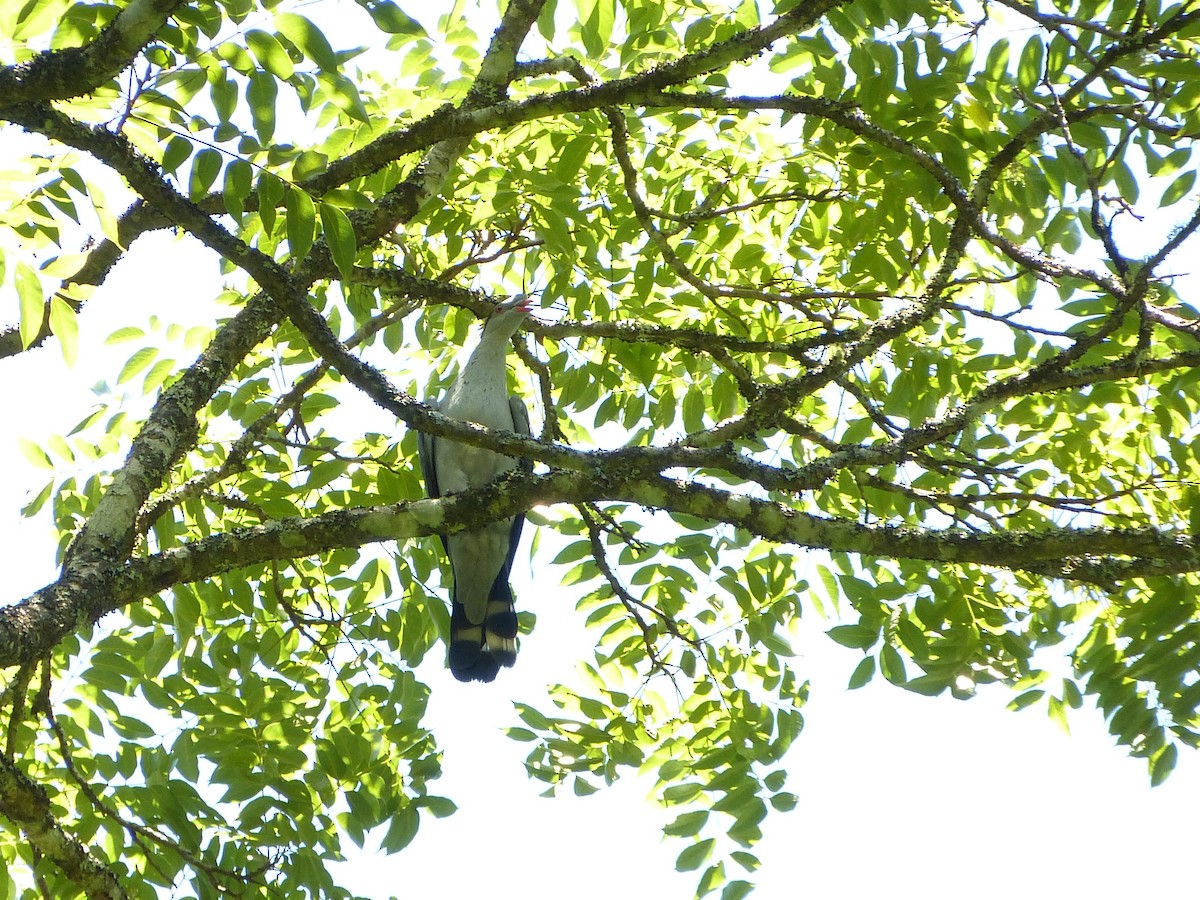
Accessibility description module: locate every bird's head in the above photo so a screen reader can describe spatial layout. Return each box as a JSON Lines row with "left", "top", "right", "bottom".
{"left": 484, "top": 292, "right": 535, "bottom": 335}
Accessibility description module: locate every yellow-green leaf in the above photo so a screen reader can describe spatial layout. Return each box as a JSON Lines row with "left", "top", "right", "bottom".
{"left": 17, "top": 438, "right": 52, "bottom": 469}
{"left": 246, "top": 29, "right": 294, "bottom": 79}
{"left": 276, "top": 12, "right": 338, "bottom": 71}
{"left": 15, "top": 262, "right": 44, "bottom": 349}
{"left": 48, "top": 295, "right": 78, "bottom": 365}
{"left": 118, "top": 347, "right": 158, "bottom": 384}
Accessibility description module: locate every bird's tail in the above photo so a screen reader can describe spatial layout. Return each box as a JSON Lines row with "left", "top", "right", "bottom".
{"left": 447, "top": 514, "right": 525, "bottom": 683}
{"left": 448, "top": 585, "right": 518, "bottom": 682}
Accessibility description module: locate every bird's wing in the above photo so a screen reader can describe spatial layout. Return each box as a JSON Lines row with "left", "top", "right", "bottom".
{"left": 416, "top": 399, "right": 450, "bottom": 556}
{"left": 495, "top": 391, "right": 531, "bottom": 616}
{"left": 416, "top": 399, "right": 440, "bottom": 499}
{"left": 509, "top": 395, "right": 533, "bottom": 474}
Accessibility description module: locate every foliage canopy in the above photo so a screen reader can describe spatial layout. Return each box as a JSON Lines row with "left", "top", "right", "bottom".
{"left": 2, "top": 0, "right": 1200, "bottom": 897}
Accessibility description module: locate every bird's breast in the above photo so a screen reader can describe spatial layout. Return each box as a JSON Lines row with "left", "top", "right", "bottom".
{"left": 435, "top": 376, "right": 518, "bottom": 492}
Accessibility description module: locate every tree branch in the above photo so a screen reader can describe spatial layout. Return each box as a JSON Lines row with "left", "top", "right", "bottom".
{"left": 5, "top": 466, "right": 1198, "bottom": 670}
{"left": 0, "top": 757, "right": 127, "bottom": 899}
{"left": 0, "top": 0, "right": 183, "bottom": 104}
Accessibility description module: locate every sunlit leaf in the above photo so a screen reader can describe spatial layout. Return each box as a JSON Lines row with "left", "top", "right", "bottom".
{"left": 285, "top": 186, "right": 317, "bottom": 260}
{"left": 15, "top": 262, "right": 44, "bottom": 350}
{"left": 48, "top": 295, "right": 78, "bottom": 365}
{"left": 320, "top": 201, "right": 357, "bottom": 281}
{"left": 276, "top": 12, "right": 339, "bottom": 71}
{"left": 246, "top": 28, "right": 295, "bottom": 79}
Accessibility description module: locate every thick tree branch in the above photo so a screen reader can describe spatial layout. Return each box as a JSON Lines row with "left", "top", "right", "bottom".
{"left": 0, "top": 0, "right": 182, "bottom": 104}
{"left": 4, "top": 468, "right": 1197, "bottom": 671}
{"left": 0, "top": 757, "right": 127, "bottom": 900}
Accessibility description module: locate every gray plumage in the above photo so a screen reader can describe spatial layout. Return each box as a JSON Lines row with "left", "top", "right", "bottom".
{"left": 417, "top": 294, "right": 533, "bottom": 682}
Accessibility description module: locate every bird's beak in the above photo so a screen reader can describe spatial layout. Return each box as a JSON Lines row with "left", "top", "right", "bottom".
{"left": 496, "top": 293, "right": 534, "bottom": 315}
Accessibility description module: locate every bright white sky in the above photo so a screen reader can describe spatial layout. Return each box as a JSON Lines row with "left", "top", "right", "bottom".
{"left": 3, "top": 1, "right": 1200, "bottom": 896}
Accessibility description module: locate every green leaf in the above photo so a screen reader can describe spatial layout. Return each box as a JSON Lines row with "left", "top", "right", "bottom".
{"left": 827, "top": 624, "right": 878, "bottom": 650}
{"left": 105, "top": 326, "right": 145, "bottom": 344}
{"left": 319, "top": 72, "right": 370, "bottom": 123}
{"left": 537, "top": 0, "right": 558, "bottom": 39}
{"left": 416, "top": 796, "right": 456, "bottom": 818}
{"left": 161, "top": 136, "right": 192, "bottom": 174}
{"left": 22, "top": 479, "right": 54, "bottom": 517}
{"left": 514, "top": 703, "right": 552, "bottom": 730}
{"left": 118, "top": 347, "right": 158, "bottom": 384}
{"left": 573, "top": 777, "right": 599, "bottom": 796}
{"left": 15, "top": 262, "right": 44, "bottom": 349}
{"left": 142, "top": 631, "right": 173, "bottom": 678}
{"left": 879, "top": 645, "right": 907, "bottom": 685}
{"left": 1017, "top": 37, "right": 1045, "bottom": 94}
{"left": 12, "top": 0, "right": 63, "bottom": 39}
{"left": 1150, "top": 743, "right": 1177, "bottom": 787}
{"left": 1042, "top": 686, "right": 1069, "bottom": 729}
{"left": 380, "top": 806, "right": 420, "bottom": 853}
{"left": 578, "top": 0, "right": 615, "bottom": 57}
{"left": 1007, "top": 689, "right": 1044, "bottom": 712}
{"left": 17, "top": 438, "right": 52, "bottom": 469}
{"left": 358, "top": 0, "right": 426, "bottom": 37}
{"left": 247, "top": 70, "right": 278, "bottom": 144}
{"left": 662, "top": 782, "right": 703, "bottom": 804}
{"left": 305, "top": 459, "right": 347, "bottom": 491}
{"left": 905, "top": 675, "right": 950, "bottom": 697}
{"left": 663, "top": 810, "right": 708, "bottom": 837}
{"left": 984, "top": 38, "right": 1010, "bottom": 81}
{"left": 697, "top": 862, "right": 726, "bottom": 896}
{"left": 847, "top": 656, "right": 875, "bottom": 689}
{"left": 276, "top": 12, "right": 339, "bottom": 71}
{"left": 320, "top": 201, "right": 357, "bottom": 281}
{"left": 675, "top": 838, "right": 714, "bottom": 873}
{"left": 721, "top": 881, "right": 754, "bottom": 900}
{"left": 285, "top": 187, "right": 316, "bottom": 261}
{"left": 257, "top": 172, "right": 284, "bottom": 234}
{"left": 246, "top": 29, "right": 295, "bottom": 79}
{"left": 1161, "top": 170, "right": 1195, "bottom": 207}
{"left": 729, "top": 851, "right": 759, "bottom": 873}
{"left": 85, "top": 180, "right": 123, "bottom": 248}
{"left": 223, "top": 158, "right": 253, "bottom": 220}
{"left": 294, "top": 151, "right": 329, "bottom": 181}
{"left": 171, "top": 587, "right": 200, "bottom": 647}
{"left": 1062, "top": 678, "right": 1083, "bottom": 709}
{"left": 188, "top": 148, "right": 222, "bottom": 199}
{"left": 209, "top": 70, "right": 237, "bottom": 122}
{"left": 768, "top": 792, "right": 797, "bottom": 812}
